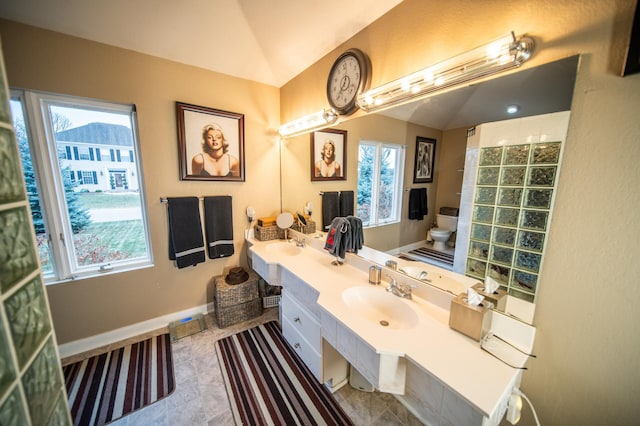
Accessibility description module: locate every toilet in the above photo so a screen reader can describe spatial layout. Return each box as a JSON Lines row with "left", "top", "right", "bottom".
{"left": 429, "top": 208, "right": 459, "bottom": 251}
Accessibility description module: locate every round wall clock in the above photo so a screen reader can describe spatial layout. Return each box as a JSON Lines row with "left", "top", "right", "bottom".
{"left": 326, "top": 48, "right": 371, "bottom": 116}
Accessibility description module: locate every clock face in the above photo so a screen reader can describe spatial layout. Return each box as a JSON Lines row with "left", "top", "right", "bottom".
{"left": 327, "top": 49, "right": 370, "bottom": 115}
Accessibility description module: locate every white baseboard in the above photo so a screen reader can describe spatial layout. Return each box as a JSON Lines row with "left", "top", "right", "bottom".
{"left": 58, "top": 304, "right": 209, "bottom": 359}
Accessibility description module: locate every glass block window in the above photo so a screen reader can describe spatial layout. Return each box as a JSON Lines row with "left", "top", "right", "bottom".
{"left": 465, "top": 141, "right": 563, "bottom": 302}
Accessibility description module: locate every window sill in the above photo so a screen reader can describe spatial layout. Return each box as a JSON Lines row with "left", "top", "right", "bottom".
{"left": 44, "top": 261, "right": 154, "bottom": 286}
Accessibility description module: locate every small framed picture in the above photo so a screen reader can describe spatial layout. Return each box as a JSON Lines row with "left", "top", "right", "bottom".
{"left": 176, "top": 101, "right": 245, "bottom": 181}
{"left": 413, "top": 136, "right": 436, "bottom": 183}
{"left": 311, "top": 128, "right": 347, "bottom": 181}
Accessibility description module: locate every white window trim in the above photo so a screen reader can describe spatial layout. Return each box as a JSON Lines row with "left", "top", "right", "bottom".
{"left": 359, "top": 140, "right": 406, "bottom": 228}
{"left": 14, "top": 89, "right": 153, "bottom": 283}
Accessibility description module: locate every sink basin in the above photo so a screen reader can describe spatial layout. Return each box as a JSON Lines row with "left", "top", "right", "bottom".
{"left": 342, "top": 286, "right": 419, "bottom": 330}
{"left": 264, "top": 241, "right": 302, "bottom": 256}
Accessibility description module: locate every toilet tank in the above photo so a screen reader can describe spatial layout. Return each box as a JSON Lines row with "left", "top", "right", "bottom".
{"left": 437, "top": 214, "right": 458, "bottom": 231}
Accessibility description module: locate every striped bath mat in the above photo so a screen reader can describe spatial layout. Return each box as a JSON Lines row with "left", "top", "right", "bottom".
{"left": 406, "top": 246, "right": 455, "bottom": 265}
{"left": 63, "top": 334, "right": 175, "bottom": 426}
{"left": 215, "top": 321, "right": 353, "bottom": 425}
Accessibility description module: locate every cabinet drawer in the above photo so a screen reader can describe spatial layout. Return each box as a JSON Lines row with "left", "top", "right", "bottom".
{"left": 281, "top": 268, "right": 321, "bottom": 319}
{"left": 281, "top": 293, "right": 321, "bottom": 349}
{"left": 282, "top": 316, "right": 322, "bottom": 381}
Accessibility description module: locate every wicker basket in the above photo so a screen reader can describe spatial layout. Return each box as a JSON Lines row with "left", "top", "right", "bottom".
{"left": 214, "top": 271, "right": 259, "bottom": 308}
{"left": 215, "top": 298, "right": 263, "bottom": 328}
{"left": 263, "top": 295, "right": 281, "bottom": 308}
{"left": 254, "top": 225, "right": 285, "bottom": 241}
{"left": 291, "top": 220, "right": 316, "bottom": 234}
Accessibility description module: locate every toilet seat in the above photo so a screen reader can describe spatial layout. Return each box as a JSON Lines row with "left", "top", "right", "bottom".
{"left": 430, "top": 228, "right": 451, "bottom": 237}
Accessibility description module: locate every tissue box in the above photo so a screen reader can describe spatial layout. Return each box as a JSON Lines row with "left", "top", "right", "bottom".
{"left": 449, "top": 294, "right": 491, "bottom": 341}
{"left": 472, "top": 282, "right": 507, "bottom": 311}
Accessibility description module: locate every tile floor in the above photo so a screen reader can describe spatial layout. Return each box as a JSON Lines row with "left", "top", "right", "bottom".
{"left": 62, "top": 308, "right": 423, "bottom": 426}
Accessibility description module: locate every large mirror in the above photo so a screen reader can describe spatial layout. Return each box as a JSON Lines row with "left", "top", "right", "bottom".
{"left": 280, "top": 55, "right": 580, "bottom": 323}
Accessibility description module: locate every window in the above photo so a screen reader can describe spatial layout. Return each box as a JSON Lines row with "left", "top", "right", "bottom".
{"left": 357, "top": 140, "right": 405, "bottom": 227}
{"left": 10, "top": 90, "right": 152, "bottom": 283}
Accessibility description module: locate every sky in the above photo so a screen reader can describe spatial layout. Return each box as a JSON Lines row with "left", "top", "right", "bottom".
{"left": 10, "top": 99, "right": 131, "bottom": 131}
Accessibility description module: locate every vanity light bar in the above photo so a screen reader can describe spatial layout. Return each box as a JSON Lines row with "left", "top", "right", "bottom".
{"left": 278, "top": 108, "right": 338, "bottom": 138}
{"left": 356, "top": 32, "right": 534, "bottom": 112}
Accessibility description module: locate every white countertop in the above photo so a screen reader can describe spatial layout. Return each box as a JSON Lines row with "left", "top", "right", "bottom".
{"left": 248, "top": 235, "right": 522, "bottom": 420}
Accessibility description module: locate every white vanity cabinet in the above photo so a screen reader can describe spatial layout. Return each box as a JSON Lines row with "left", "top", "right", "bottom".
{"left": 279, "top": 267, "right": 322, "bottom": 380}
{"left": 322, "top": 311, "right": 406, "bottom": 394}
{"left": 249, "top": 239, "right": 525, "bottom": 424}
{"left": 396, "top": 359, "right": 490, "bottom": 426}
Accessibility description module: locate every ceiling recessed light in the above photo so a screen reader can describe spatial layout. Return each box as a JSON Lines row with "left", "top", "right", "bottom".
{"left": 507, "top": 104, "right": 520, "bottom": 114}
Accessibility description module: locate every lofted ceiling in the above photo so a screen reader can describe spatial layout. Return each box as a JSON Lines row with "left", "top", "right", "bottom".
{"left": 0, "top": 0, "right": 402, "bottom": 88}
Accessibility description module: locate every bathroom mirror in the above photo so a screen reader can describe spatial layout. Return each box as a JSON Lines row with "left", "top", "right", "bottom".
{"left": 280, "top": 55, "right": 580, "bottom": 324}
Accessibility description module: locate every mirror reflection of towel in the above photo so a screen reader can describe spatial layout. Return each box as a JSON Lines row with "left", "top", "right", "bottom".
{"left": 204, "top": 196, "right": 234, "bottom": 259}
{"left": 167, "top": 197, "right": 206, "bottom": 268}
{"left": 409, "top": 188, "right": 428, "bottom": 220}
{"left": 340, "top": 191, "right": 354, "bottom": 217}
{"left": 322, "top": 192, "right": 340, "bottom": 231}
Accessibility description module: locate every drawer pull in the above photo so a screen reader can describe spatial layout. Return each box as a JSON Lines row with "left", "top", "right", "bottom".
{"left": 294, "top": 343, "right": 301, "bottom": 349}
{"left": 294, "top": 317, "right": 301, "bottom": 323}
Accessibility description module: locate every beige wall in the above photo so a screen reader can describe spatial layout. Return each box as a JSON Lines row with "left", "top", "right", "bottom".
{"left": 0, "top": 19, "right": 282, "bottom": 344}
{"left": 280, "top": 0, "right": 640, "bottom": 424}
{"left": 436, "top": 127, "right": 467, "bottom": 213}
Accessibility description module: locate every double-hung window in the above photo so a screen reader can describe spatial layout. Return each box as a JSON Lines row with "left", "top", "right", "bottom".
{"left": 357, "top": 140, "right": 405, "bottom": 227}
{"left": 10, "top": 90, "right": 152, "bottom": 283}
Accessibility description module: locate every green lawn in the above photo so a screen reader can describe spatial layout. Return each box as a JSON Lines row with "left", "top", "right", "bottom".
{"left": 76, "top": 192, "right": 142, "bottom": 209}
{"left": 74, "top": 220, "right": 147, "bottom": 265}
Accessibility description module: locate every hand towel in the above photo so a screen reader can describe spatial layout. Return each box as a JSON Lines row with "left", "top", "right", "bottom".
{"left": 346, "top": 216, "right": 364, "bottom": 254}
{"left": 339, "top": 190, "right": 355, "bottom": 217}
{"left": 324, "top": 217, "right": 351, "bottom": 259}
{"left": 408, "top": 188, "right": 428, "bottom": 220}
{"left": 321, "top": 191, "right": 340, "bottom": 231}
{"left": 204, "top": 196, "right": 234, "bottom": 259}
{"left": 167, "top": 197, "right": 206, "bottom": 268}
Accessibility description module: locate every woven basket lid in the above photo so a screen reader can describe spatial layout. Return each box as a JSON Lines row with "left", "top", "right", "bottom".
{"left": 225, "top": 267, "right": 249, "bottom": 285}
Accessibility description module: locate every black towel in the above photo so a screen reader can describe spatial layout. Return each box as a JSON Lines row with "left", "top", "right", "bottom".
{"left": 204, "top": 196, "right": 234, "bottom": 259}
{"left": 322, "top": 192, "right": 340, "bottom": 231}
{"left": 167, "top": 197, "right": 206, "bottom": 268}
{"left": 408, "top": 188, "right": 428, "bottom": 220}
{"left": 340, "top": 190, "right": 355, "bottom": 217}
{"left": 346, "top": 216, "right": 364, "bottom": 254}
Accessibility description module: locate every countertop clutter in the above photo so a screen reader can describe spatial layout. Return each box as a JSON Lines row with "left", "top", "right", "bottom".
{"left": 248, "top": 231, "right": 528, "bottom": 424}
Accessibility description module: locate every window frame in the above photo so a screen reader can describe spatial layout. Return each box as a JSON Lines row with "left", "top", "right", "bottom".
{"left": 11, "top": 89, "right": 153, "bottom": 283}
{"left": 357, "top": 139, "right": 406, "bottom": 228}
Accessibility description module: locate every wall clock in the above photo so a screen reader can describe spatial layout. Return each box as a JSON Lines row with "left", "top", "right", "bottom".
{"left": 326, "top": 48, "right": 371, "bottom": 116}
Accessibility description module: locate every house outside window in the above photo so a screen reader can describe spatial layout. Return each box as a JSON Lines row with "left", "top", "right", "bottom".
{"left": 10, "top": 90, "right": 152, "bottom": 283}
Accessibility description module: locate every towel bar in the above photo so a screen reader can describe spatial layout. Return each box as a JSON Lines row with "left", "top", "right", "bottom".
{"left": 160, "top": 195, "right": 231, "bottom": 203}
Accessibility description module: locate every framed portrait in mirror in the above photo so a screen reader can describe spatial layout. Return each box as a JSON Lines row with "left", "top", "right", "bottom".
{"left": 311, "top": 128, "right": 347, "bottom": 181}
{"left": 176, "top": 101, "right": 245, "bottom": 181}
{"left": 413, "top": 136, "right": 436, "bottom": 183}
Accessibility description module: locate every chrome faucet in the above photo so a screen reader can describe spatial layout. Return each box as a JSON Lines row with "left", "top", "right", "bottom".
{"left": 417, "top": 270, "right": 432, "bottom": 283}
{"left": 386, "top": 276, "right": 416, "bottom": 299}
{"left": 293, "top": 236, "right": 306, "bottom": 248}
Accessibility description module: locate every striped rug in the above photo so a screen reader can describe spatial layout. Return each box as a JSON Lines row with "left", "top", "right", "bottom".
{"left": 405, "top": 246, "right": 455, "bottom": 265}
{"left": 63, "top": 334, "right": 175, "bottom": 426}
{"left": 215, "top": 321, "right": 353, "bottom": 426}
